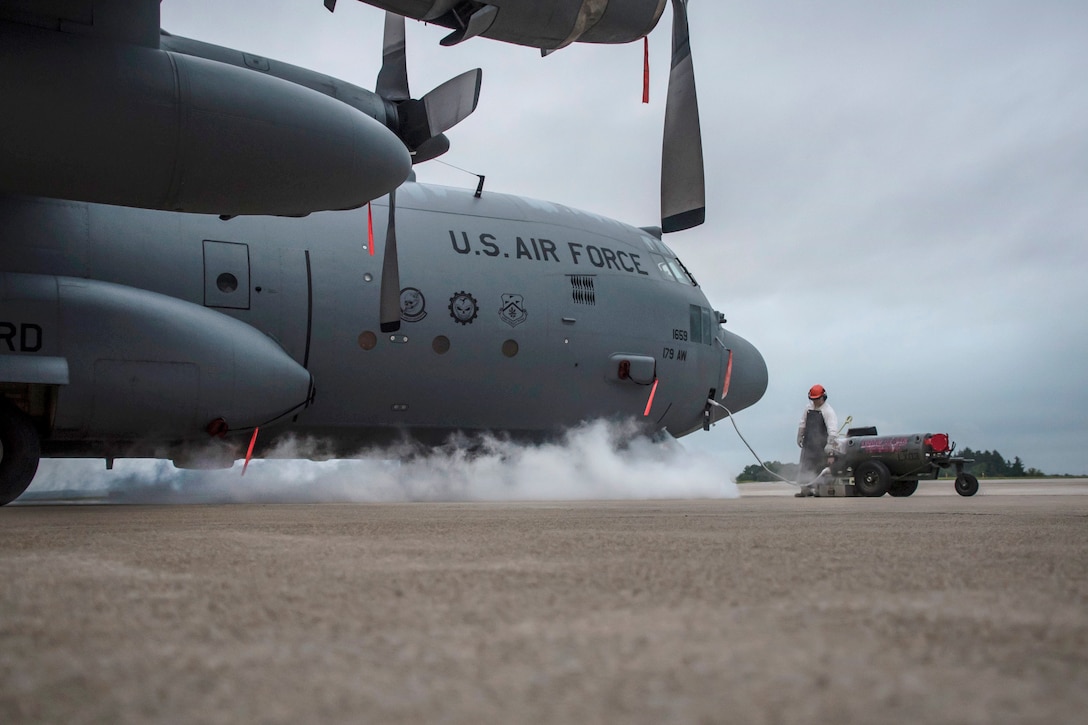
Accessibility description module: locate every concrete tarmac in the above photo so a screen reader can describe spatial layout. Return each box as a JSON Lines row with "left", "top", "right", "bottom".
{"left": 2, "top": 480, "right": 1087, "bottom": 724}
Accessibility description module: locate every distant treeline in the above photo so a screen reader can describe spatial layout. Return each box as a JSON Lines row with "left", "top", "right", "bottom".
{"left": 736, "top": 462, "right": 798, "bottom": 483}
{"left": 736, "top": 447, "right": 1043, "bottom": 482}
{"left": 951, "top": 448, "right": 1044, "bottom": 478}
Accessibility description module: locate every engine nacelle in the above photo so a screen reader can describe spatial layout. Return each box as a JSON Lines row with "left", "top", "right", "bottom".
{"left": 0, "top": 24, "right": 411, "bottom": 216}
{"left": 1, "top": 273, "right": 314, "bottom": 442}
{"left": 362, "top": 0, "right": 667, "bottom": 48}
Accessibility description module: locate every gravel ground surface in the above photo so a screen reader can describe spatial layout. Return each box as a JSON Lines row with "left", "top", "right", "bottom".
{"left": 2, "top": 481, "right": 1087, "bottom": 724}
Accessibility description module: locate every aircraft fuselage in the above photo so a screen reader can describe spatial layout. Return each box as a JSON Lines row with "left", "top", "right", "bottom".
{"left": 0, "top": 183, "right": 766, "bottom": 463}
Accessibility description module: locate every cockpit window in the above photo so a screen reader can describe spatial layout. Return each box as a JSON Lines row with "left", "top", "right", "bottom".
{"left": 644, "top": 236, "right": 695, "bottom": 286}
{"left": 674, "top": 256, "right": 698, "bottom": 286}
{"left": 666, "top": 258, "right": 692, "bottom": 285}
{"left": 650, "top": 253, "right": 676, "bottom": 282}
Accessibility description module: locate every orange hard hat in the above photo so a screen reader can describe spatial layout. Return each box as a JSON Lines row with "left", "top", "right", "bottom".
{"left": 808, "top": 384, "right": 826, "bottom": 400}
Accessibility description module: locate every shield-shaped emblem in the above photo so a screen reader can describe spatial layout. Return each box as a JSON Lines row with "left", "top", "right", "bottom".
{"left": 499, "top": 294, "right": 527, "bottom": 327}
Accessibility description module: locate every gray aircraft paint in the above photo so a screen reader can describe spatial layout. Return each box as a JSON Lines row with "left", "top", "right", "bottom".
{"left": 0, "top": 185, "right": 766, "bottom": 463}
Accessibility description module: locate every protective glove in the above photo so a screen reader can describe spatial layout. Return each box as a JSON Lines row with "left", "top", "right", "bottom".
{"left": 797, "top": 433, "right": 804, "bottom": 448}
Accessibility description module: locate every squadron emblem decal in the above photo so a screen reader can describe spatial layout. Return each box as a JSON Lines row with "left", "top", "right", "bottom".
{"left": 499, "top": 293, "right": 527, "bottom": 327}
{"left": 399, "top": 287, "right": 427, "bottom": 323}
{"left": 448, "top": 291, "right": 479, "bottom": 325}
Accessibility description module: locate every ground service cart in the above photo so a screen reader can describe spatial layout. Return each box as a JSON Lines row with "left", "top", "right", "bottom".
{"left": 812, "top": 428, "right": 978, "bottom": 497}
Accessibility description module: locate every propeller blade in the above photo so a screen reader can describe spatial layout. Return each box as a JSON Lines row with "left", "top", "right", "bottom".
{"left": 421, "top": 0, "right": 460, "bottom": 22}
{"left": 375, "top": 12, "right": 482, "bottom": 157}
{"left": 423, "top": 69, "right": 483, "bottom": 138}
{"left": 660, "top": 0, "right": 705, "bottom": 233}
{"left": 396, "top": 68, "right": 483, "bottom": 151}
{"left": 439, "top": 5, "right": 499, "bottom": 47}
{"left": 376, "top": 13, "right": 410, "bottom": 102}
{"left": 411, "top": 133, "right": 451, "bottom": 165}
{"left": 378, "top": 189, "right": 401, "bottom": 333}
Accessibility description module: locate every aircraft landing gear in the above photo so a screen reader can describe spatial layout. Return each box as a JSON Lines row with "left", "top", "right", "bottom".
{"left": 0, "top": 399, "right": 40, "bottom": 506}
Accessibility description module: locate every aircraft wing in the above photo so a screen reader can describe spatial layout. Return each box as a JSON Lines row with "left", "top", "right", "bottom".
{"left": 337, "top": 0, "right": 667, "bottom": 49}
{"left": 0, "top": 0, "right": 413, "bottom": 216}
{"left": 0, "top": 0, "right": 160, "bottom": 47}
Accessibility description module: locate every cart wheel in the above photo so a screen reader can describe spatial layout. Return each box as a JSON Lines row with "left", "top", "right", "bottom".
{"left": 888, "top": 480, "right": 918, "bottom": 497}
{"left": 954, "top": 472, "right": 979, "bottom": 497}
{"left": 854, "top": 460, "right": 891, "bottom": 497}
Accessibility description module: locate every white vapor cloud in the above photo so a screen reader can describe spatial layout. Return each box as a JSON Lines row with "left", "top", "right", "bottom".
{"left": 25, "top": 421, "right": 739, "bottom": 503}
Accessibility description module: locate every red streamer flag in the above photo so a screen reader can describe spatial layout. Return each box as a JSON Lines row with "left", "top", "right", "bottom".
{"left": 367, "top": 203, "right": 375, "bottom": 255}
{"left": 642, "top": 36, "right": 650, "bottom": 104}
{"left": 643, "top": 378, "right": 659, "bottom": 416}
{"left": 241, "top": 427, "right": 259, "bottom": 476}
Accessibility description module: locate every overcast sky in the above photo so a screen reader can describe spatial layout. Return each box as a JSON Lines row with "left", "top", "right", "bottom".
{"left": 153, "top": 0, "right": 1088, "bottom": 476}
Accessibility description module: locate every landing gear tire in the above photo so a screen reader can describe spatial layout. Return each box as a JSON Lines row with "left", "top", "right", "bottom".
{"left": 954, "top": 472, "right": 979, "bottom": 497}
{"left": 854, "top": 460, "right": 891, "bottom": 497}
{"left": 888, "top": 480, "right": 918, "bottom": 497}
{"left": 0, "top": 399, "right": 41, "bottom": 506}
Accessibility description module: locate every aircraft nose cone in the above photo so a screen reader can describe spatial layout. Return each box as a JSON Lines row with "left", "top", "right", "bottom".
{"left": 721, "top": 330, "right": 768, "bottom": 414}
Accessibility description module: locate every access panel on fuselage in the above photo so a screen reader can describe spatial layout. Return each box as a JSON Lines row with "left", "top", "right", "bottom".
{"left": 202, "top": 240, "right": 250, "bottom": 310}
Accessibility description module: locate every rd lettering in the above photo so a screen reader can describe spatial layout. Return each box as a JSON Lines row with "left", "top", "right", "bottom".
{"left": 0, "top": 322, "right": 43, "bottom": 352}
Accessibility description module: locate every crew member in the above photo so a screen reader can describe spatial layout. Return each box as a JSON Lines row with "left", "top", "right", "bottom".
{"left": 796, "top": 384, "right": 839, "bottom": 496}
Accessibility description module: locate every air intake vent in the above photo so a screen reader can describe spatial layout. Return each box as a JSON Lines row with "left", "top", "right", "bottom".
{"left": 569, "top": 275, "right": 596, "bottom": 305}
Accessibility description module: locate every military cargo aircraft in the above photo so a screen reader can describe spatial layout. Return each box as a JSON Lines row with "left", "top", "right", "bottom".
{"left": 0, "top": 1, "right": 766, "bottom": 505}
{"left": 0, "top": 184, "right": 768, "bottom": 503}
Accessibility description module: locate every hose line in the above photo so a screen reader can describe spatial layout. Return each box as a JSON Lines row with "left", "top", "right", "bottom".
{"left": 706, "top": 399, "right": 831, "bottom": 488}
